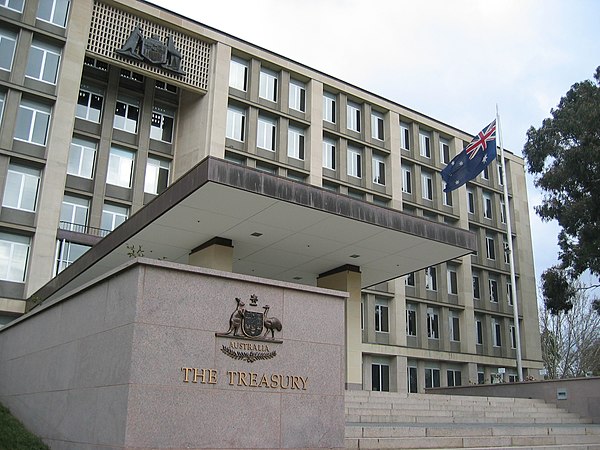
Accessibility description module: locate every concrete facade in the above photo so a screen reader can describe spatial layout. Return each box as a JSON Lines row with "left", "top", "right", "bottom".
{"left": 0, "top": 259, "right": 347, "bottom": 449}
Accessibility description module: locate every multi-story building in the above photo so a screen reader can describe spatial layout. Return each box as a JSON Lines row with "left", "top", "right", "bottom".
{"left": 0, "top": 0, "right": 542, "bottom": 392}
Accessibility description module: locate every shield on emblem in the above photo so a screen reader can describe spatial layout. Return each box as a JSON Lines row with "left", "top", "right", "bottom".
{"left": 141, "top": 37, "right": 167, "bottom": 64}
{"left": 243, "top": 310, "right": 264, "bottom": 337}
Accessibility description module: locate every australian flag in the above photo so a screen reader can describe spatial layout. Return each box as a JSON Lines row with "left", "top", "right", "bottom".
{"left": 441, "top": 120, "right": 497, "bottom": 192}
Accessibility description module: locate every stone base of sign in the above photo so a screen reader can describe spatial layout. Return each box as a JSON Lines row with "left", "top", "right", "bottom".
{"left": 0, "top": 259, "right": 347, "bottom": 449}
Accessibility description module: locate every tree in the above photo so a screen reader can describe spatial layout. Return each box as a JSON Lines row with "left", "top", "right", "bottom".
{"left": 523, "top": 66, "right": 600, "bottom": 314}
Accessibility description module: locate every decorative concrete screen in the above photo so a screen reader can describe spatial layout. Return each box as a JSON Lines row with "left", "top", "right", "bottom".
{"left": 0, "top": 259, "right": 347, "bottom": 449}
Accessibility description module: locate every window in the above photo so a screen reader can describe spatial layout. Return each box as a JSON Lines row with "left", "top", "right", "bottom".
{"left": 347, "top": 101, "right": 361, "bottom": 132}
{"left": 373, "top": 155, "right": 385, "bottom": 185}
{"left": 84, "top": 56, "right": 108, "bottom": 71}
{"left": 503, "top": 237, "right": 510, "bottom": 264}
{"left": 467, "top": 189, "right": 475, "bottom": 214}
{"left": 101, "top": 203, "right": 129, "bottom": 232}
{"left": 144, "top": 157, "right": 170, "bottom": 195}
{"left": 509, "top": 323, "right": 517, "bottom": 349}
{"left": 476, "top": 319, "right": 483, "bottom": 345}
{"left": 447, "top": 268, "right": 458, "bottom": 295}
{"left": 507, "top": 282, "right": 513, "bottom": 306}
{"left": 76, "top": 86, "right": 103, "bottom": 123}
{"left": 322, "top": 137, "right": 336, "bottom": 170}
{"left": 497, "top": 160, "right": 504, "bottom": 185}
{"left": 0, "top": 28, "right": 17, "bottom": 71}
{"left": 447, "top": 369, "right": 462, "bottom": 387}
{"left": 371, "top": 363, "right": 389, "bottom": 392}
{"left": 371, "top": 111, "right": 384, "bottom": 140}
{"left": 54, "top": 240, "right": 89, "bottom": 275}
{"left": 400, "top": 122, "right": 410, "bottom": 150}
{"left": 473, "top": 274, "right": 481, "bottom": 299}
{"left": 486, "top": 234, "right": 496, "bottom": 260}
{"left": 107, "top": 146, "right": 134, "bottom": 188}
{"left": 155, "top": 80, "right": 177, "bottom": 93}
{"left": 67, "top": 137, "right": 96, "bottom": 179}
{"left": 408, "top": 366, "right": 418, "bottom": 393}
{"left": 113, "top": 97, "right": 140, "bottom": 134}
{"left": 289, "top": 80, "right": 305, "bottom": 112}
{"left": 483, "top": 193, "right": 493, "bottom": 219}
{"left": 120, "top": 68, "right": 143, "bottom": 82}
{"left": 37, "top": 0, "right": 70, "bottom": 27}
{"left": 287, "top": 126, "right": 304, "bottom": 160}
{"left": 259, "top": 68, "right": 278, "bottom": 102}
{"left": 150, "top": 106, "right": 174, "bottom": 143}
{"left": 421, "top": 172, "right": 433, "bottom": 200}
{"left": 59, "top": 195, "right": 88, "bottom": 231}
{"left": 0, "top": 91, "right": 4, "bottom": 124}
{"left": 0, "top": 232, "right": 30, "bottom": 282}
{"left": 25, "top": 40, "right": 61, "bottom": 84}
{"left": 449, "top": 311, "right": 460, "bottom": 341}
{"left": 426, "top": 307, "right": 439, "bottom": 339}
{"left": 489, "top": 278, "right": 498, "bottom": 303}
{"left": 440, "top": 138, "right": 450, "bottom": 164}
{"left": 482, "top": 165, "right": 489, "bottom": 180}
{"left": 443, "top": 189, "right": 452, "bottom": 207}
{"left": 425, "top": 367, "right": 440, "bottom": 388}
{"left": 425, "top": 266, "right": 437, "bottom": 291}
{"left": 347, "top": 147, "right": 362, "bottom": 178}
{"left": 401, "top": 165, "right": 412, "bottom": 194}
{"left": 2, "top": 164, "right": 40, "bottom": 212}
{"left": 15, "top": 99, "right": 51, "bottom": 146}
{"left": 477, "top": 371, "right": 485, "bottom": 384}
{"left": 229, "top": 57, "right": 248, "bottom": 91}
{"left": 500, "top": 200, "right": 506, "bottom": 224}
{"left": 323, "top": 92, "right": 336, "bottom": 123}
{"left": 405, "top": 272, "right": 415, "bottom": 287}
{"left": 257, "top": 116, "right": 276, "bottom": 151}
{"left": 419, "top": 131, "right": 431, "bottom": 158}
{"left": 375, "top": 301, "right": 389, "bottom": 333}
{"left": 492, "top": 318, "right": 502, "bottom": 347}
{"left": 226, "top": 106, "right": 245, "bottom": 142}
{"left": 406, "top": 304, "right": 417, "bottom": 337}
{"left": 0, "top": 0, "right": 23, "bottom": 12}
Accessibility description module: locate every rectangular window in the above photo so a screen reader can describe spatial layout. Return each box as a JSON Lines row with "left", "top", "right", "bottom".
{"left": 476, "top": 319, "right": 483, "bottom": 345}
{"left": 510, "top": 324, "right": 517, "bottom": 349}
{"left": 405, "top": 272, "right": 415, "bottom": 287}
{"left": 37, "top": 0, "right": 70, "bottom": 27}
{"left": 155, "top": 80, "right": 176, "bottom": 93}
{"left": 259, "top": 68, "right": 278, "bottom": 102}
{"left": 101, "top": 203, "right": 129, "bottom": 232}
{"left": 419, "top": 131, "right": 431, "bottom": 158}
{"left": 406, "top": 304, "right": 417, "bottom": 337}
{"left": 449, "top": 312, "right": 460, "bottom": 341}
{"left": 421, "top": 172, "right": 433, "bottom": 200}
{"left": 482, "top": 165, "right": 489, "bottom": 180}
{"left": 287, "top": 126, "right": 304, "bottom": 160}
{"left": 0, "top": 92, "right": 4, "bottom": 124}
{"left": 107, "top": 146, "right": 134, "bottom": 188}
{"left": 289, "top": 80, "right": 306, "bottom": 112}
{"left": 447, "top": 369, "right": 462, "bottom": 387}
{"left": 15, "top": 99, "right": 51, "bottom": 146}
{"left": 371, "top": 111, "right": 384, "bottom": 140}
{"left": 323, "top": 92, "right": 336, "bottom": 123}
{"left": 347, "top": 147, "right": 362, "bottom": 178}
{"left": 67, "top": 137, "right": 96, "bottom": 179}
{"left": 425, "top": 266, "right": 437, "bottom": 291}
{"left": 226, "top": 106, "right": 245, "bottom": 142}
{"left": 483, "top": 193, "right": 493, "bottom": 219}
{"left": 322, "top": 138, "right": 336, "bottom": 170}
{"left": 229, "top": 57, "right": 248, "bottom": 91}
{"left": 503, "top": 237, "right": 510, "bottom": 264}
{"left": 467, "top": 189, "right": 475, "bottom": 214}
{"left": 440, "top": 138, "right": 450, "bottom": 164}
{"left": 486, "top": 235, "right": 496, "bottom": 260}
{"left": 447, "top": 268, "right": 458, "bottom": 295}
{"left": 408, "top": 366, "right": 418, "bottom": 393}
{"left": 500, "top": 200, "right": 506, "bottom": 224}
{"left": 76, "top": 86, "right": 103, "bottom": 123}
{"left": 2, "top": 164, "right": 40, "bottom": 212}
{"left": 371, "top": 363, "right": 390, "bottom": 392}
{"left": 0, "top": 232, "right": 30, "bottom": 282}
{"left": 473, "top": 274, "right": 481, "bottom": 299}
{"left": 84, "top": 56, "right": 108, "bottom": 71}
{"left": 477, "top": 371, "right": 485, "bottom": 384}
{"left": 426, "top": 307, "right": 439, "bottom": 339}
{"left": 401, "top": 165, "right": 412, "bottom": 194}
{"left": 497, "top": 161, "right": 504, "bottom": 185}
{"left": 0, "top": 28, "right": 17, "bottom": 72}
{"left": 373, "top": 156, "right": 385, "bottom": 185}
{"left": 114, "top": 97, "right": 140, "bottom": 134}
{"left": 400, "top": 122, "right": 410, "bottom": 150}
{"left": 54, "top": 240, "right": 89, "bottom": 275}
{"left": 375, "top": 301, "right": 389, "bottom": 333}
{"left": 25, "top": 40, "right": 61, "bottom": 84}
{"left": 425, "top": 368, "right": 440, "bottom": 388}
{"left": 493, "top": 318, "right": 502, "bottom": 347}
{"left": 59, "top": 194, "right": 88, "bottom": 231}
{"left": 347, "top": 101, "right": 361, "bottom": 132}
{"left": 507, "top": 282, "right": 513, "bottom": 306}
{"left": 144, "top": 157, "right": 170, "bottom": 195}
{"left": 150, "top": 106, "right": 174, "bottom": 143}
{"left": 443, "top": 189, "right": 453, "bottom": 207}
{"left": 489, "top": 278, "right": 498, "bottom": 303}
{"left": 257, "top": 116, "right": 277, "bottom": 151}
{"left": 0, "top": 0, "right": 24, "bottom": 12}
{"left": 120, "top": 68, "right": 143, "bottom": 82}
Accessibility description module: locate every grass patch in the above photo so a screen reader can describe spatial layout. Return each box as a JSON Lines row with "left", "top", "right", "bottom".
{"left": 0, "top": 402, "right": 49, "bottom": 450}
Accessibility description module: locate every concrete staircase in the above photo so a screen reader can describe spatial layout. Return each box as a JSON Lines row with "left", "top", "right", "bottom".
{"left": 346, "top": 390, "right": 600, "bottom": 449}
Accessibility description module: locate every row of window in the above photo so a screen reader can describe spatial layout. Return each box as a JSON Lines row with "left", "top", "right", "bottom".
{"left": 372, "top": 364, "right": 463, "bottom": 393}
{"left": 1, "top": 0, "right": 70, "bottom": 27}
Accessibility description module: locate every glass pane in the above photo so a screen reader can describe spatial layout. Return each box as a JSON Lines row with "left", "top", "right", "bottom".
{"left": 0, "top": 36, "right": 16, "bottom": 71}
{"left": 15, "top": 106, "right": 34, "bottom": 141}
{"left": 42, "top": 51, "right": 59, "bottom": 83}
{"left": 25, "top": 47, "right": 43, "bottom": 79}
{"left": 31, "top": 111, "right": 50, "bottom": 145}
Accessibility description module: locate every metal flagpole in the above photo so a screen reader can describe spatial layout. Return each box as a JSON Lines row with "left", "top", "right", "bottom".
{"left": 496, "top": 105, "right": 524, "bottom": 381}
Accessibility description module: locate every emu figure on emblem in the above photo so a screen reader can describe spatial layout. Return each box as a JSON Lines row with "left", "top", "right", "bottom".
{"left": 224, "top": 297, "right": 245, "bottom": 336}
{"left": 262, "top": 305, "right": 282, "bottom": 339}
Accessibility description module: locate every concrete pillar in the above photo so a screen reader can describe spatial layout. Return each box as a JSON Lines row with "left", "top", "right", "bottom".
{"left": 188, "top": 237, "right": 233, "bottom": 272}
{"left": 317, "top": 264, "right": 362, "bottom": 390}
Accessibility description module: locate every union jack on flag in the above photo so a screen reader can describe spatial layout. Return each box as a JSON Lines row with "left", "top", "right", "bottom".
{"left": 465, "top": 120, "right": 497, "bottom": 160}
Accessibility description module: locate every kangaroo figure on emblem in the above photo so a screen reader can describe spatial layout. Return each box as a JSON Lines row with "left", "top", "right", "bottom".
{"left": 224, "top": 297, "right": 245, "bottom": 336}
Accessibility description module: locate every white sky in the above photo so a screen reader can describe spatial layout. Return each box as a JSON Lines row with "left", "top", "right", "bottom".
{"left": 147, "top": 0, "right": 600, "bottom": 295}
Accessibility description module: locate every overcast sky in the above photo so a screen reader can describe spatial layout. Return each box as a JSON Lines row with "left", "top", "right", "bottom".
{"left": 147, "top": 0, "right": 600, "bottom": 295}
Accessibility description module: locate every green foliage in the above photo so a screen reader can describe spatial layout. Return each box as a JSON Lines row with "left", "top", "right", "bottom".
{"left": 0, "top": 403, "right": 49, "bottom": 450}
{"left": 541, "top": 266, "right": 577, "bottom": 315}
{"left": 523, "top": 66, "right": 600, "bottom": 278}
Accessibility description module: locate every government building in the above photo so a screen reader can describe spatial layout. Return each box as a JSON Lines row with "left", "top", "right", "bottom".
{"left": 0, "top": 0, "right": 542, "bottom": 394}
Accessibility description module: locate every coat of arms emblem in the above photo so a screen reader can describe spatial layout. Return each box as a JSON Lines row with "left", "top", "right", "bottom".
{"left": 217, "top": 294, "right": 282, "bottom": 340}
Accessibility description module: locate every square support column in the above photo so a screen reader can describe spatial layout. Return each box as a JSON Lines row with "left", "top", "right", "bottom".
{"left": 188, "top": 237, "right": 234, "bottom": 272}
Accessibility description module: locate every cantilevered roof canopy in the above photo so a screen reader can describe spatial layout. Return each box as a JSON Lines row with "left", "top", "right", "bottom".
{"left": 34, "top": 157, "right": 476, "bottom": 304}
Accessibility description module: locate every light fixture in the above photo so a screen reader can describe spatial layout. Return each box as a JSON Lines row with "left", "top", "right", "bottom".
{"left": 250, "top": 232, "right": 263, "bottom": 237}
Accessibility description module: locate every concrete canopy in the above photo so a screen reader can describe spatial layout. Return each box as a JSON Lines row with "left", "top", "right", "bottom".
{"left": 33, "top": 157, "right": 476, "bottom": 305}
